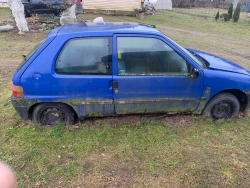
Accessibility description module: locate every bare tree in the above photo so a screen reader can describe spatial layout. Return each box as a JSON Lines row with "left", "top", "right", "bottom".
{"left": 8, "top": 0, "right": 29, "bottom": 34}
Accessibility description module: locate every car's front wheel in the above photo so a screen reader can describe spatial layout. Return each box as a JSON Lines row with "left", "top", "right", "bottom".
{"left": 32, "top": 103, "right": 76, "bottom": 125}
{"left": 202, "top": 92, "right": 240, "bottom": 119}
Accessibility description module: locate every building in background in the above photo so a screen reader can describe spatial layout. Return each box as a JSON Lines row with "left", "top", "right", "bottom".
{"left": 82, "top": 0, "right": 141, "bottom": 14}
{"left": 0, "top": 0, "right": 9, "bottom": 7}
{"left": 154, "top": 0, "right": 172, "bottom": 10}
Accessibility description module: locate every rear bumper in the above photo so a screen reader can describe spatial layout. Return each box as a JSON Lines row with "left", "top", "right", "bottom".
{"left": 11, "top": 96, "right": 38, "bottom": 119}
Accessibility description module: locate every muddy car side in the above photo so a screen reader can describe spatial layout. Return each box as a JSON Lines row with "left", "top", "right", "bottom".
{"left": 11, "top": 22, "right": 250, "bottom": 125}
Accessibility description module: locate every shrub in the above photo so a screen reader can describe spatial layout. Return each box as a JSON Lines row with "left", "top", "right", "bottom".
{"left": 233, "top": 3, "right": 241, "bottom": 22}
{"left": 215, "top": 11, "right": 219, "bottom": 21}
{"left": 220, "top": 13, "right": 230, "bottom": 22}
{"left": 228, "top": 3, "right": 233, "bottom": 19}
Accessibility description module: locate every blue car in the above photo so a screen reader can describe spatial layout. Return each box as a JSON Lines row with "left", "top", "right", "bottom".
{"left": 11, "top": 22, "right": 250, "bottom": 125}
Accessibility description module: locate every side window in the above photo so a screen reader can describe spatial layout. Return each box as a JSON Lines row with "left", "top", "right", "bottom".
{"left": 117, "top": 37, "right": 189, "bottom": 76}
{"left": 56, "top": 37, "right": 112, "bottom": 75}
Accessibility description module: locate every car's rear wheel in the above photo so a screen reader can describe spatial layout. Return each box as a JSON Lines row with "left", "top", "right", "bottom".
{"left": 202, "top": 92, "right": 240, "bottom": 119}
{"left": 32, "top": 103, "right": 76, "bottom": 125}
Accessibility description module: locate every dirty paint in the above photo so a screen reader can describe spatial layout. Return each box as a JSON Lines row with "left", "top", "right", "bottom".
{"left": 77, "top": 104, "right": 114, "bottom": 117}
{"left": 70, "top": 98, "right": 113, "bottom": 105}
{"left": 11, "top": 98, "right": 38, "bottom": 106}
{"left": 69, "top": 98, "right": 114, "bottom": 117}
{"left": 114, "top": 97, "right": 200, "bottom": 114}
{"left": 11, "top": 97, "right": 38, "bottom": 119}
{"left": 192, "top": 87, "right": 211, "bottom": 114}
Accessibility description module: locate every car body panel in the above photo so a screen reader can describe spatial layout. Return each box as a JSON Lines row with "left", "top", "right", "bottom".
{"left": 188, "top": 48, "right": 250, "bottom": 75}
{"left": 194, "top": 69, "right": 250, "bottom": 113}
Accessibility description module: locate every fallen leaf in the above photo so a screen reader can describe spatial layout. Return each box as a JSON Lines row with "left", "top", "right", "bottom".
{"left": 68, "top": 125, "right": 79, "bottom": 131}
{"left": 20, "top": 164, "right": 25, "bottom": 170}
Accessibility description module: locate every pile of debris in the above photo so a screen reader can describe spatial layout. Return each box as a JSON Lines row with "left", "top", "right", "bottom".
{"left": 133, "top": 0, "right": 158, "bottom": 19}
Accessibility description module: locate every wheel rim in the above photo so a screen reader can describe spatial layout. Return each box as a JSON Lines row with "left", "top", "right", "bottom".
{"left": 211, "top": 100, "right": 234, "bottom": 119}
{"left": 40, "top": 107, "right": 66, "bottom": 125}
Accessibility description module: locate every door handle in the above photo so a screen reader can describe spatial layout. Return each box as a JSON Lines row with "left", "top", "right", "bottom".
{"left": 112, "top": 81, "right": 118, "bottom": 94}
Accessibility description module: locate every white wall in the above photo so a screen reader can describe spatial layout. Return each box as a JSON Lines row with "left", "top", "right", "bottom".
{"left": 154, "top": 0, "right": 172, "bottom": 10}
{"left": 83, "top": 0, "right": 141, "bottom": 11}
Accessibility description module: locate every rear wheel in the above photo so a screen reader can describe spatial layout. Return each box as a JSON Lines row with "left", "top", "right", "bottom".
{"left": 32, "top": 103, "right": 76, "bottom": 125}
{"left": 202, "top": 92, "right": 240, "bottom": 119}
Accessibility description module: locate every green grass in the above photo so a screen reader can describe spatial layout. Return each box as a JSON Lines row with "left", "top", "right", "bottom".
{"left": 1, "top": 7, "right": 250, "bottom": 187}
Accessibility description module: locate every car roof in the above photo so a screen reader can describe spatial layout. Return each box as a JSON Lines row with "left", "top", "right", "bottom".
{"left": 49, "top": 22, "right": 161, "bottom": 37}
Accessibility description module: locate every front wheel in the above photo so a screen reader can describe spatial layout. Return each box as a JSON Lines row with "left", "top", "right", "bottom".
{"left": 32, "top": 103, "right": 76, "bottom": 125}
{"left": 202, "top": 92, "right": 240, "bottom": 119}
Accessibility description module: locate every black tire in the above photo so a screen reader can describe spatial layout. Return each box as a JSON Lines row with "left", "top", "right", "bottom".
{"left": 202, "top": 92, "right": 240, "bottom": 119}
{"left": 32, "top": 103, "right": 76, "bottom": 125}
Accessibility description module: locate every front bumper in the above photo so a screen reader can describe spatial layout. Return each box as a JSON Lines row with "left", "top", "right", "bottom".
{"left": 11, "top": 96, "right": 38, "bottom": 119}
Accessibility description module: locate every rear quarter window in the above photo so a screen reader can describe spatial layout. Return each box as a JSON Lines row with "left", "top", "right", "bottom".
{"left": 17, "top": 38, "right": 47, "bottom": 71}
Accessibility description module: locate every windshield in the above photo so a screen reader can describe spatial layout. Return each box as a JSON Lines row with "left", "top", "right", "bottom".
{"left": 165, "top": 36, "right": 205, "bottom": 67}
{"left": 17, "top": 38, "right": 47, "bottom": 70}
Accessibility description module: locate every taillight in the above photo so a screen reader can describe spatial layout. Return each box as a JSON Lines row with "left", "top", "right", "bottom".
{"left": 12, "top": 85, "right": 24, "bottom": 98}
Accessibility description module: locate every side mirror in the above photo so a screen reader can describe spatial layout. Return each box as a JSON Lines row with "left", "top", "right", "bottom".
{"left": 190, "top": 68, "right": 199, "bottom": 79}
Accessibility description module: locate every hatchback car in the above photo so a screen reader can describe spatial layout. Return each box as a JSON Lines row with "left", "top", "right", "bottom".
{"left": 11, "top": 22, "right": 250, "bottom": 125}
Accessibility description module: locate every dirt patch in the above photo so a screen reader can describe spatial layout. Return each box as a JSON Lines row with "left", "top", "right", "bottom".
{"left": 84, "top": 113, "right": 194, "bottom": 128}
{"left": 88, "top": 115, "right": 143, "bottom": 127}
{"left": 165, "top": 114, "right": 193, "bottom": 127}
{"left": 84, "top": 161, "right": 95, "bottom": 171}
{"left": 102, "top": 162, "right": 135, "bottom": 187}
{"left": 237, "top": 111, "right": 248, "bottom": 119}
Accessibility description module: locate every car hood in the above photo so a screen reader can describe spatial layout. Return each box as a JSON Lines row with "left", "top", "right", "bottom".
{"left": 187, "top": 48, "right": 250, "bottom": 76}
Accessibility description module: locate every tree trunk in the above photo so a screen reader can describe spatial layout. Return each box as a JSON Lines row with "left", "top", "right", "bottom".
{"left": 8, "top": 0, "right": 29, "bottom": 34}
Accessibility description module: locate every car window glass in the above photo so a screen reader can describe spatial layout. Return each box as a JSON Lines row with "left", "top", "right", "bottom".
{"left": 17, "top": 37, "right": 47, "bottom": 71}
{"left": 117, "top": 37, "right": 189, "bottom": 76}
{"left": 165, "top": 36, "right": 204, "bottom": 67}
{"left": 56, "top": 37, "right": 112, "bottom": 75}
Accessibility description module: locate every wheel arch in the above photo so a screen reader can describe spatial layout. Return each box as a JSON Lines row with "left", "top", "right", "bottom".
{"left": 219, "top": 89, "right": 247, "bottom": 111}
{"left": 204, "top": 89, "right": 248, "bottom": 113}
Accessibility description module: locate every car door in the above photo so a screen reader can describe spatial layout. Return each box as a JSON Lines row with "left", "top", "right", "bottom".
{"left": 112, "top": 34, "right": 204, "bottom": 114}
